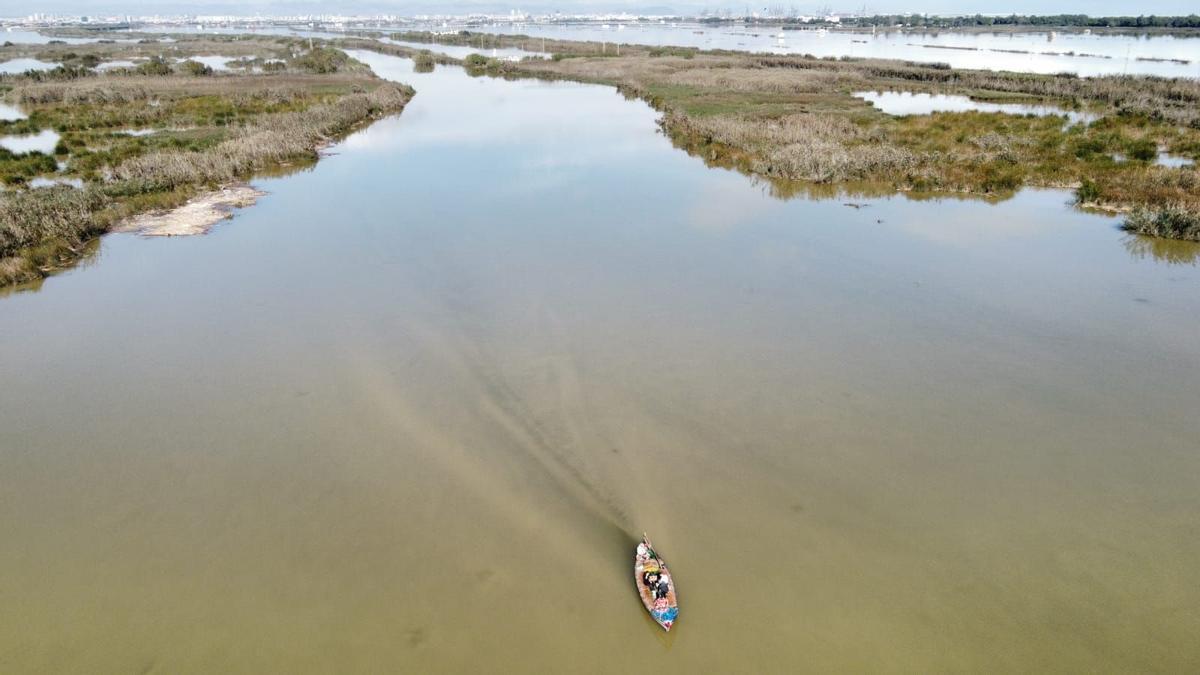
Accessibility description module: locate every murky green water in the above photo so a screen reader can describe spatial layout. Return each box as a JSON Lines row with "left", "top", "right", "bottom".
{"left": 2, "top": 53, "right": 1199, "bottom": 673}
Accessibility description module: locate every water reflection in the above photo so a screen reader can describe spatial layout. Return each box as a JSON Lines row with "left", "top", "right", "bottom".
{"left": 0, "top": 237, "right": 101, "bottom": 298}
{"left": 1122, "top": 232, "right": 1200, "bottom": 265}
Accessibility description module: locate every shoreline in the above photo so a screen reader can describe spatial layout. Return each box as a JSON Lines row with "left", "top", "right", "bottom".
{"left": 115, "top": 184, "right": 266, "bottom": 237}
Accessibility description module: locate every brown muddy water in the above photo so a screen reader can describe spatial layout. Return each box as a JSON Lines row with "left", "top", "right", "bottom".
{"left": 1, "top": 52, "right": 1199, "bottom": 673}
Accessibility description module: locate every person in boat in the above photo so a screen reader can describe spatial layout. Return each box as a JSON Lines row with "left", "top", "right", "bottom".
{"left": 654, "top": 574, "right": 670, "bottom": 600}
{"left": 643, "top": 570, "right": 661, "bottom": 591}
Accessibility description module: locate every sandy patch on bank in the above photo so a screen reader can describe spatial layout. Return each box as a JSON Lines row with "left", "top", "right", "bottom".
{"left": 117, "top": 185, "right": 266, "bottom": 236}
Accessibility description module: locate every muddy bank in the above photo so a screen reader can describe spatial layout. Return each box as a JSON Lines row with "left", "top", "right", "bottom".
{"left": 116, "top": 185, "right": 266, "bottom": 236}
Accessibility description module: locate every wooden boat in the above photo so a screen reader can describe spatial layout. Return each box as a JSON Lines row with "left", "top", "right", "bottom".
{"left": 634, "top": 534, "right": 679, "bottom": 631}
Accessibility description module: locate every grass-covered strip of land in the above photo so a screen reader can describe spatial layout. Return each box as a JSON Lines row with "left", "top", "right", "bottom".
{"left": 389, "top": 31, "right": 1200, "bottom": 241}
{"left": 0, "top": 37, "right": 413, "bottom": 287}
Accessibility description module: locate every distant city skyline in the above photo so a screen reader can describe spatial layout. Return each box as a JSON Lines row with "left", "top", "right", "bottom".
{"left": 8, "top": 1, "right": 1200, "bottom": 19}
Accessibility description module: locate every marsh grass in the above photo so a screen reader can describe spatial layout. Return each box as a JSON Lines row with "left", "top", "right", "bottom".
{"left": 0, "top": 186, "right": 109, "bottom": 284}
{"left": 412, "top": 50, "right": 436, "bottom": 73}
{"left": 0, "top": 149, "right": 58, "bottom": 185}
{"left": 1123, "top": 204, "right": 1200, "bottom": 241}
{"left": 664, "top": 110, "right": 923, "bottom": 183}
{"left": 114, "top": 84, "right": 412, "bottom": 189}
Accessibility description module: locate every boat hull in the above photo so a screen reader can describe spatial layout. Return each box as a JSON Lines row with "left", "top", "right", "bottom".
{"left": 634, "top": 536, "right": 679, "bottom": 631}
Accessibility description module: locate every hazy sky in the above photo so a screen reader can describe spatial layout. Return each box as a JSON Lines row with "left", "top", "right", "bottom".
{"left": 15, "top": 0, "right": 1200, "bottom": 16}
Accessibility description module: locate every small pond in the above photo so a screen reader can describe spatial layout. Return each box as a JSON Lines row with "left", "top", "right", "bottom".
{"left": 96, "top": 60, "right": 139, "bottom": 71}
{"left": 0, "top": 102, "right": 28, "bottom": 121}
{"left": 1157, "top": 152, "right": 1195, "bottom": 168}
{"left": 28, "top": 176, "right": 84, "bottom": 188}
{"left": 0, "top": 58, "right": 61, "bottom": 74}
{"left": 0, "top": 129, "right": 61, "bottom": 154}
{"left": 855, "top": 91, "right": 1096, "bottom": 124}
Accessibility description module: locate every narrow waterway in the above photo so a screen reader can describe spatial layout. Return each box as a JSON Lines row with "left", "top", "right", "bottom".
{"left": 1, "top": 52, "right": 1198, "bottom": 673}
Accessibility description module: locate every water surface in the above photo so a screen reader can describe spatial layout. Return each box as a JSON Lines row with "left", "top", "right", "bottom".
{"left": 855, "top": 90, "right": 1096, "bottom": 124}
{"left": 380, "top": 37, "right": 547, "bottom": 61}
{"left": 1, "top": 51, "right": 1198, "bottom": 673}
{"left": 125, "top": 21, "right": 1200, "bottom": 77}
{"left": 468, "top": 22, "right": 1200, "bottom": 77}
{"left": 27, "top": 176, "right": 83, "bottom": 188}
{"left": 0, "top": 28, "right": 104, "bottom": 44}
{"left": 1157, "top": 151, "right": 1195, "bottom": 167}
{"left": 96, "top": 59, "right": 138, "bottom": 70}
{"left": 0, "top": 58, "right": 60, "bottom": 74}
{"left": 0, "top": 102, "right": 26, "bottom": 121}
{"left": 0, "top": 128, "right": 60, "bottom": 154}
{"left": 181, "top": 55, "right": 238, "bottom": 71}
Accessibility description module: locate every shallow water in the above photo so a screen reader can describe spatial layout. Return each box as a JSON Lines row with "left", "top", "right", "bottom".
{"left": 1157, "top": 151, "right": 1195, "bottom": 167}
{"left": 130, "top": 24, "right": 348, "bottom": 40}
{"left": 855, "top": 91, "right": 1097, "bottom": 124}
{"left": 96, "top": 59, "right": 138, "bottom": 71}
{"left": 0, "top": 57, "right": 60, "bottom": 74}
{"left": 0, "top": 102, "right": 26, "bottom": 121}
{"left": 0, "top": 128, "right": 60, "bottom": 154}
{"left": 1, "top": 51, "right": 1199, "bottom": 673}
{"left": 467, "top": 22, "right": 1200, "bottom": 78}
{"left": 0, "top": 28, "right": 104, "bottom": 44}
{"left": 27, "top": 176, "right": 83, "bottom": 188}
{"left": 1114, "top": 151, "right": 1198, "bottom": 168}
{"left": 184, "top": 55, "right": 238, "bottom": 71}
